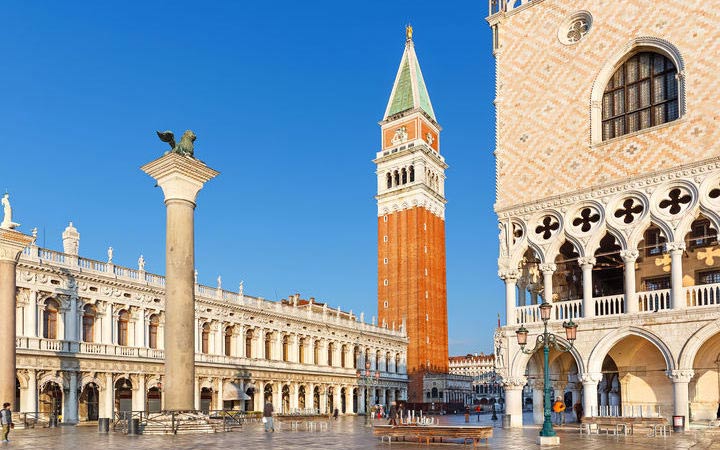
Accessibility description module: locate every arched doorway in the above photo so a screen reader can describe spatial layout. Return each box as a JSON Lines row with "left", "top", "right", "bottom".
{"left": 39, "top": 381, "right": 62, "bottom": 419}
{"left": 313, "top": 387, "right": 320, "bottom": 412}
{"left": 327, "top": 386, "right": 334, "bottom": 413}
{"left": 689, "top": 331, "right": 720, "bottom": 420}
{"left": 340, "top": 387, "right": 347, "bottom": 413}
{"left": 245, "top": 385, "right": 255, "bottom": 412}
{"left": 352, "top": 388, "right": 358, "bottom": 413}
{"left": 147, "top": 387, "right": 162, "bottom": 413}
{"left": 114, "top": 378, "right": 133, "bottom": 417}
{"left": 282, "top": 385, "right": 290, "bottom": 413}
{"left": 298, "top": 385, "right": 306, "bottom": 410}
{"left": 79, "top": 383, "right": 99, "bottom": 421}
{"left": 14, "top": 378, "right": 20, "bottom": 412}
{"left": 594, "top": 334, "right": 671, "bottom": 417}
{"left": 200, "top": 387, "right": 213, "bottom": 413}
{"left": 264, "top": 384, "right": 273, "bottom": 403}
{"left": 523, "top": 346, "right": 581, "bottom": 424}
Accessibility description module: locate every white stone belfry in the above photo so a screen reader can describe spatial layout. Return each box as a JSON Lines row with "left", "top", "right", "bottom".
{"left": 141, "top": 152, "right": 219, "bottom": 411}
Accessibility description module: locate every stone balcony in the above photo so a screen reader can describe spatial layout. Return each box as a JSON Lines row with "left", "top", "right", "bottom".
{"left": 513, "top": 282, "right": 720, "bottom": 325}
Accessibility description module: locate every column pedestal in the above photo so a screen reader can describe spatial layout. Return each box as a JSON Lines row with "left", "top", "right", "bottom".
{"left": 142, "top": 153, "right": 218, "bottom": 411}
{"left": 668, "top": 370, "right": 694, "bottom": 423}
{"left": 0, "top": 228, "right": 34, "bottom": 409}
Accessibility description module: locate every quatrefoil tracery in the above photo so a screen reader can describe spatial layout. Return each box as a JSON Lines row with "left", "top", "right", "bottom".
{"left": 535, "top": 216, "right": 560, "bottom": 240}
{"left": 659, "top": 188, "right": 692, "bottom": 215}
{"left": 614, "top": 198, "right": 644, "bottom": 224}
{"left": 572, "top": 207, "right": 600, "bottom": 232}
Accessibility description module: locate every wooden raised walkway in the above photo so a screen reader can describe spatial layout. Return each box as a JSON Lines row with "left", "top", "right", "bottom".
{"left": 374, "top": 425, "right": 493, "bottom": 447}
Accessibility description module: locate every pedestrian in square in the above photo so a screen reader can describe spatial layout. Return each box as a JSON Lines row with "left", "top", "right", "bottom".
{"left": 1, "top": 403, "right": 14, "bottom": 442}
{"left": 263, "top": 400, "right": 274, "bottom": 432}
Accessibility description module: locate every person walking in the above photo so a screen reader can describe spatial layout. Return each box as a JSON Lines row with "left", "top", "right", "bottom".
{"left": 333, "top": 408, "right": 339, "bottom": 420}
{"left": 573, "top": 402, "right": 584, "bottom": 422}
{"left": 388, "top": 402, "right": 398, "bottom": 426}
{"left": 263, "top": 400, "right": 275, "bottom": 432}
{"left": 552, "top": 397, "right": 566, "bottom": 426}
{"left": 1, "top": 403, "right": 14, "bottom": 442}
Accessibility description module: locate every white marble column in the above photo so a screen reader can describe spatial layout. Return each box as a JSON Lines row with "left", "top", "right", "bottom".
{"left": 26, "top": 369, "right": 37, "bottom": 413}
{"left": 102, "top": 303, "right": 113, "bottom": 344}
{"left": 667, "top": 242, "right": 686, "bottom": 310}
{"left": 503, "top": 378, "right": 526, "bottom": 428}
{"left": 668, "top": 369, "right": 694, "bottom": 422}
{"left": 539, "top": 263, "right": 556, "bottom": 304}
{"left": 25, "top": 290, "right": 38, "bottom": 337}
{"left": 134, "top": 308, "right": 146, "bottom": 348}
{"left": 133, "top": 375, "right": 146, "bottom": 412}
{"left": 254, "top": 382, "right": 264, "bottom": 412}
{"left": 501, "top": 270, "right": 519, "bottom": 326}
{"left": 194, "top": 378, "right": 201, "bottom": 410}
{"left": 531, "top": 380, "right": 544, "bottom": 424}
{"left": 272, "top": 382, "right": 281, "bottom": 413}
{"left": 66, "top": 295, "right": 78, "bottom": 342}
{"left": 581, "top": 373, "right": 602, "bottom": 417}
{"left": 103, "top": 372, "right": 114, "bottom": 418}
{"left": 620, "top": 250, "right": 639, "bottom": 314}
{"left": 578, "top": 257, "right": 596, "bottom": 318}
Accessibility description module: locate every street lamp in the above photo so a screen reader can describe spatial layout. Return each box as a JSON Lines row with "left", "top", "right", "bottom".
{"left": 515, "top": 302, "right": 578, "bottom": 444}
{"left": 357, "top": 361, "right": 380, "bottom": 427}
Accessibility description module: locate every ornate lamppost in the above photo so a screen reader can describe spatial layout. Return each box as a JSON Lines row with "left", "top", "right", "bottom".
{"left": 357, "top": 361, "right": 380, "bottom": 427}
{"left": 515, "top": 302, "right": 578, "bottom": 445}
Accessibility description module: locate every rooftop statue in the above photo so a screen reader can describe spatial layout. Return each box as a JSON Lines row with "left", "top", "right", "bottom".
{"left": 1, "top": 193, "right": 20, "bottom": 230}
{"left": 156, "top": 130, "right": 196, "bottom": 157}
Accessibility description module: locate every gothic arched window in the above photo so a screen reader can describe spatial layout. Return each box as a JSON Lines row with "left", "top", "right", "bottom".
{"left": 602, "top": 52, "right": 679, "bottom": 140}
{"left": 245, "top": 329, "right": 253, "bottom": 358}
{"left": 225, "top": 326, "right": 234, "bottom": 357}
{"left": 386, "top": 172, "right": 392, "bottom": 189}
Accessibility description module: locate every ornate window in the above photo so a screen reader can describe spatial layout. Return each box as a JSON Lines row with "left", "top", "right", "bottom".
{"left": 299, "top": 337, "right": 306, "bottom": 363}
{"left": 117, "top": 310, "right": 129, "bottom": 346}
{"left": 82, "top": 304, "right": 96, "bottom": 343}
{"left": 327, "top": 342, "right": 334, "bottom": 366}
{"left": 148, "top": 314, "right": 159, "bottom": 349}
{"left": 313, "top": 341, "right": 320, "bottom": 365}
{"left": 264, "top": 332, "right": 272, "bottom": 360}
{"left": 43, "top": 299, "right": 59, "bottom": 340}
{"left": 282, "top": 335, "right": 289, "bottom": 362}
{"left": 225, "top": 326, "right": 234, "bottom": 357}
{"left": 201, "top": 323, "right": 210, "bottom": 354}
{"left": 341, "top": 344, "right": 347, "bottom": 368}
{"left": 245, "top": 329, "right": 253, "bottom": 358}
{"left": 644, "top": 227, "right": 666, "bottom": 256}
{"left": 602, "top": 52, "right": 679, "bottom": 140}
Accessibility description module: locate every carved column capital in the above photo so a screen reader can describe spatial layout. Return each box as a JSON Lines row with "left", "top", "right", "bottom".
{"left": 499, "top": 270, "right": 520, "bottom": 281}
{"left": 665, "top": 242, "right": 686, "bottom": 253}
{"left": 666, "top": 369, "right": 694, "bottom": 383}
{"left": 619, "top": 249, "right": 639, "bottom": 263}
{"left": 538, "top": 263, "right": 556, "bottom": 273}
{"left": 502, "top": 377, "right": 527, "bottom": 389}
{"left": 577, "top": 256, "right": 596, "bottom": 267}
{"left": 580, "top": 372, "right": 603, "bottom": 384}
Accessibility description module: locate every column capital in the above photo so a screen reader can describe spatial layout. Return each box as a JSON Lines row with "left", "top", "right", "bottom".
{"left": 499, "top": 269, "right": 520, "bottom": 281}
{"left": 0, "top": 228, "right": 34, "bottom": 263}
{"left": 141, "top": 153, "right": 219, "bottom": 205}
{"left": 667, "top": 369, "right": 694, "bottom": 383}
{"left": 580, "top": 372, "right": 603, "bottom": 384}
{"left": 502, "top": 376, "right": 527, "bottom": 389}
{"left": 539, "top": 263, "right": 556, "bottom": 273}
{"left": 665, "top": 242, "right": 686, "bottom": 254}
{"left": 619, "top": 249, "right": 639, "bottom": 263}
{"left": 577, "top": 256, "right": 596, "bottom": 267}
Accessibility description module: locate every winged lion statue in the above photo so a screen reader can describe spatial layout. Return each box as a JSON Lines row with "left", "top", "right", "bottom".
{"left": 156, "top": 130, "right": 196, "bottom": 157}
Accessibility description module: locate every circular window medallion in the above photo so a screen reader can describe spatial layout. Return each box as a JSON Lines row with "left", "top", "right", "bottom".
{"left": 558, "top": 11, "right": 592, "bottom": 45}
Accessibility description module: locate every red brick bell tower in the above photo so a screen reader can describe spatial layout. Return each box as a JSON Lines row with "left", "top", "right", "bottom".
{"left": 375, "top": 26, "right": 449, "bottom": 403}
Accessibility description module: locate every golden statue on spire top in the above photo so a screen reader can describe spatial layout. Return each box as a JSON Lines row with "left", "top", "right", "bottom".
{"left": 406, "top": 24, "right": 413, "bottom": 41}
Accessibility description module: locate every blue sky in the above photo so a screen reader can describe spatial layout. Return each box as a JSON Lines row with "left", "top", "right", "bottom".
{"left": 1, "top": 1, "right": 500, "bottom": 355}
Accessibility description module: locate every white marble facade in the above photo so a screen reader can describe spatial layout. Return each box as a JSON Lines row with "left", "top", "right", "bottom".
{"left": 12, "top": 223, "right": 408, "bottom": 422}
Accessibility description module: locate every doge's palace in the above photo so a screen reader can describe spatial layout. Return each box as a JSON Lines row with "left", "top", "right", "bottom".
{"left": 11, "top": 222, "right": 407, "bottom": 422}
{"left": 489, "top": 0, "right": 720, "bottom": 427}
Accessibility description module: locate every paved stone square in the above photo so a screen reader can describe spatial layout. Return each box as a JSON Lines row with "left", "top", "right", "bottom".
{"left": 3, "top": 415, "right": 718, "bottom": 449}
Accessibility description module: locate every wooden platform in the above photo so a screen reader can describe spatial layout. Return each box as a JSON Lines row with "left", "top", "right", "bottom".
{"left": 374, "top": 425, "right": 493, "bottom": 447}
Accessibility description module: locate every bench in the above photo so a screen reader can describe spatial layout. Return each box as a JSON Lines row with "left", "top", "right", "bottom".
{"left": 580, "top": 416, "right": 670, "bottom": 436}
{"left": 374, "top": 425, "right": 493, "bottom": 447}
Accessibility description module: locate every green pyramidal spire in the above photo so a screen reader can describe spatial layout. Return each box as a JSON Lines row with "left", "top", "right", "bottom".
{"left": 383, "top": 26, "right": 437, "bottom": 122}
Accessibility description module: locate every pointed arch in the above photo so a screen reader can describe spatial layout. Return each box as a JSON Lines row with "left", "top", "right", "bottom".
{"left": 587, "top": 326, "right": 675, "bottom": 374}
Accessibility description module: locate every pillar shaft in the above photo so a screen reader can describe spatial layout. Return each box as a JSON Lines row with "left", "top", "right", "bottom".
{"left": 621, "top": 250, "right": 638, "bottom": 314}
{"left": 0, "top": 229, "right": 33, "bottom": 410}
{"left": 504, "top": 382, "right": 525, "bottom": 427}
{"left": 668, "top": 243, "right": 686, "bottom": 309}
{"left": 67, "top": 371, "right": 78, "bottom": 423}
{"left": 142, "top": 152, "right": 218, "bottom": 411}
{"left": 502, "top": 272, "right": 518, "bottom": 326}
{"left": 578, "top": 257, "right": 595, "bottom": 318}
